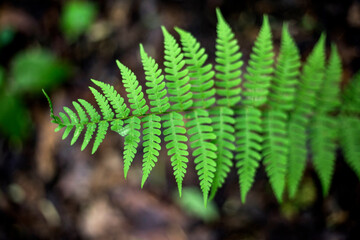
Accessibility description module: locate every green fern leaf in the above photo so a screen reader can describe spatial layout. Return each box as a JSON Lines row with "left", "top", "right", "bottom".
{"left": 209, "top": 106, "right": 235, "bottom": 199}
{"left": 70, "top": 102, "right": 87, "bottom": 145}
{"left": 176, "top": 27, "right": 216, "bottom": 108}
{"left": 117, "top": 61, "right": 149, "bottom": 116}
{"left": 236, "top": 15, "right": 274, "bottom": 202}
{"left": 263, "top": 109, "right": 288, "bottom": 202}
{"left": 311, "top": 45, "right": 342, "bottom": 195}
{"left": 214, "top": 8, "right": 242, "bottom": 107}
{"left": 117, "top": 62, "right": 148, "bottom": 178}
{"left": 268, "top": 24, "right": 301, "bottom": 111}
{"left": 262, "top": 24, "right": 300, "bottom": 202}
{"left": 89, "top": 87, "right": 114, "bottom": 120}
{"left": 123, "top": 116, "right": 141, "bottom": 177}
{"left": 162, "top": 112, "right": 189, "bottom": 197}
{"left": 161, "top": 26, "right": 193, "bottom": 111}
{"left": 161, "top": 26, "right": 191, "bottom": 196}
{"left": 287, "top": 34, "right": 326, "bottom": 198}
{"left": 78, "top": 99, "right": 100, "bottom": 151}
{"left": 176, "top": 27, "right": 217, "bottom": 204}
{"left": 186, "top": 109, "right": 217, "bottom": 205}
{"left": 235, "top": 106, "right": 262, "bottom": 203}
{"left": 141, "top": 114, "right": 161, "bottom": 187}
{"left": 88, "top": 87, "right": 114, "bottom": 153}
{"left": 92, "top": 121, "right": 109, "bottom": 154}
{"left": 91, "top": 79, "right": 130, "bottom": 119}
{"left": 210, "top": 9, "right": 242, "bottom": 198}
{"left": 61, "top": 107, "right": 77, "bottom": 140}
{"left": 243, "top": 15, "right": 274, "bottom": 107}
{"left": 140, "top": 44, "right": 170, "bottom": 114}
{"left": 139, "top": 44, "right": 169, "bottom": 186}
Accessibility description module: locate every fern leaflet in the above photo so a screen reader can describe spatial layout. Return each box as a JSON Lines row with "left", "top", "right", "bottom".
{"left": 210, "top": 8, "right": 242, "bottom": 199}
{"left": 311, "top": 45, "right": 342, "bottom": 195}
{"left": 140, "top": 44, "right": 169, "bottom": 187}
{"left": 117, "top": 62, "right": 149, "bottom": 178}
{"left": 287, "top": 34, "right": 326, "bottom": 198}
{"left": 162, "top": 26, "right": 192, "bottom": 196}
{"left": 176, "top": 28, "right": 218, "bottom": 205}
{"left": 236, "top": 15, "right": 274, "bottom": 202}
{"left": 263, "top": 24, "right": 300, "bottom": 202}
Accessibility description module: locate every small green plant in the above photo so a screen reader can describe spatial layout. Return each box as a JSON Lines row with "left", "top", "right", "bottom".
{"left": 60, "top": 0, "right": 97, "bottom": 41}
{"left": 0, "top": 48, "right": 70, "bottom": 141}
{"left": 44, "top": 9, "right": 360, "bottom": 205}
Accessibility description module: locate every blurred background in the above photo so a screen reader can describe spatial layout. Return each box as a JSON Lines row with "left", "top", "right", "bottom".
{"left": 0, "top": 0, "right": 360, "bottom": 239}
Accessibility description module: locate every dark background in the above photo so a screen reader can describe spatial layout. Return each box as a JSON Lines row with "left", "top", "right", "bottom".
{"left": 0, "top": 0, "right": 360, "bottom": 239}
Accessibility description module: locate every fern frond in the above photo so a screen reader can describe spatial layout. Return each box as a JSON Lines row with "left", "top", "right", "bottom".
{"left": 209, "top": 106, "right": 235, "bottom": 199}
{"left": 88, "top": 87, "right": 115, "bottom": 153}
{"left": 141, "top": 114, "right": 161, "bottom": 187}
{"left": 287, "top": 34, "right": 326, "bottom": 198}
{"left": 62, "top": 107, "right": 78, "bottom": 140}
{"left": 176, "top": 27, "right": 218, "bottom": 204}
{"left": 161, "top": 26, "right": 193, "bottom": 111}
{"left": 78, "top": 99, "right": 100, "bottom": 150}
{"left": 262, "top": 24, "right": 300, "bottom": 202}
{"left": 235, "top": 107, "right": 262, "bottom": 203}
{"left": 162, "top": 112, "right": 189, "bottom": 197}
{"left": 210, "top": 9, "right": 242, "bottom": 198}
{"left": 117, "top": 62, "right": 148, "bottom": 178}
{"left": 236, "top": 15, "right": 274, "bottom": 202}
{"left": 176, "top": 27, "right": 216, "bottom": 109}
{"left": 70, "top": 102, "right": 87, "bottom": 145}
{"left": 140, "top": 44, "right": 170, "bottom": 114}
{"left": 123, "top": 116, "right": 141, "bottom": 178}
{"left": 139, "top": 44, "right": 169, "bottom": 186}
{"left": 162, "top": 27, "right": 191, "bottom": 196}
{"left": 186, "top": 109, "right": 217, "bottom": 205}
{"left": 268, "top": 24, "right": 301, "bottom": 111}
{"left": 91, "top": 79, "right": 130, "bottom": 119}
{"left": 263, "top": 109, "right": 288, "bottom": 202}
{"left": 89, "top": 87, "right": 114, "bottom": 120}
{"left": 311, "top": 45, "right": 342, "bottom": 195}
{"left": 117, "top": 61, "right": 149, "bottom": 116}
{"left": 243, "top": 15, "right": 274, "bottom": 107}
{"left": 214, "top": 8, "right": 242, "bottom": 107}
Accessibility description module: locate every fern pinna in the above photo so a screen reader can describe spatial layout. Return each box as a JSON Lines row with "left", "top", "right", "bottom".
{"left": 236, "top": 15, "right": 274, "bottom": 202}
{"left": 210, "top": 9, "right": 241, "bottom": 200}
{"left": 44, "top": 9, "right": 360, "bottom": 205}
{"left": 263, "top": 24, "right": 300, "bottom": 202}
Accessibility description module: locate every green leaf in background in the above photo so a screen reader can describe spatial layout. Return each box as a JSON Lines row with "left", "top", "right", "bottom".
{"left": 0, "top": 26, "right": 15, "bottom": 49}
{"left": 9, "top": 48, "right": 70, "bottom": 94}
{"left": 60, "top": 0, "right": 97, "bottom": 41}
{"left": 0, "top": 93, "right": 30, "bottom": 140}
{"left": 174, "top": 187, "right": 219, "bottom": 222}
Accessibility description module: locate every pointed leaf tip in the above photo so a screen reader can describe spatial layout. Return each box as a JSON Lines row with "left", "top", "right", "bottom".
{"left": 161, "top": 25, "right": 168, "bottom": 35}
{"left": 174, "top": 26, "right": 185, "bottom": 35}
{"left": 116, "top": 59, "right": 123, "bottom": 70}
{"left": 139, "top": 43, "right": 144, "bottom": 52}
{"left": 215, "top": 8, "right": 224, "bottom": 21}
